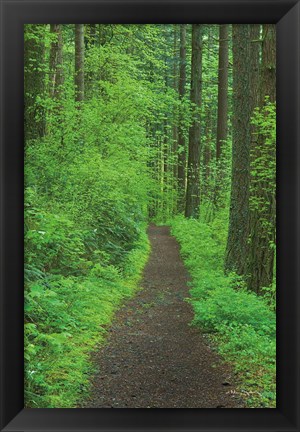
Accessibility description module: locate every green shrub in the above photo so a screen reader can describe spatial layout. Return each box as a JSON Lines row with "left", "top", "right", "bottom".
{"left": 193, "top": 285, "right": 275, "bottom": 338}
{"left": 170, "top": 215, "right": 276, "bottom": 408}
{"left": 25, "top": 237, "right": 150, "bottom": 408}
{"left": 24, "top": 95, "right": 152, "bottom": 407}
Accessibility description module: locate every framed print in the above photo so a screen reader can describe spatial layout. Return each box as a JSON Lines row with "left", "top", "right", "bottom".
{"left": 0, "top": 0, "right": 299, "bottom": 431}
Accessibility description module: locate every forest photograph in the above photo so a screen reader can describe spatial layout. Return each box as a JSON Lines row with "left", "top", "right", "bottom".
{"left": 24, "top": 23, "right": 276, "bottom": 409}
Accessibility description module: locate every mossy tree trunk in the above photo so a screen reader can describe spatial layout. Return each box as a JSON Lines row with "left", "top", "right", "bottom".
{"left": 248, "top": 25, "right": 276, "bottom": 293}
{"left": 75, "top": 24, "right": 85, "bottom": 104}
{"left": 177, "top": 24, "right": 187, "bottom": 213}
{"left": 202, "top": 25, "right": 214, "bottom": 203}
{"left": 214, "top": 24, "right": 229, "bottom": 208}
{"left": 224, "top": 25, "right": 251, "bottom": 274}
{"left": 49, "top": 24, "right": 64, "bottom": 99}
{"left": 173, "top": 25, "right": 179, "bottom": 182}
{"left": 185, "top": 24, "right": 203, "bottom": 219}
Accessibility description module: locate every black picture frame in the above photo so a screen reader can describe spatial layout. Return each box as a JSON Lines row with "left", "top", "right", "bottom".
{"left": 0, "top": 0, "right": 299, "bottom": 431}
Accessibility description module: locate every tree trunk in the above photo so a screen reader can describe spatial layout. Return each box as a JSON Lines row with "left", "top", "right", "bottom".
{"left": 185, "top": 24, "right": 202, "bottom": 218}
{"left": 90, "top": 24, "right": 97, "bottom": 45}
{"left": 249, "top": 25, "right": 261, "bottom": 115}
{"left": 49, "top": 24, "right": 64, "bottom": 100}
{"left": 177, "top": 24, "right": 187, "bottom": 213}
{"left": 202, "top": 25, "right": 214, "bottom": 203}
{"left": 214, "top": 24, "right": 229, "bottom": 208}
{"left": 224, "top": 25, "right": 251, "bottom": 274}
{"left": 173, "top": 25, "right": 179, "bottom": 181}
{"left": 85, "top": 24, "right": 97, "bottom": 48}
{"left": 203, "top": 125, "right": 212, "bottom": 196}
{"left": 245, "top": 24, "right": 261, "bottom": 286}
{"left": 24, "top": 25, "right": 46, "bottom": 141}
{"left": 75, "top": 24, "right": 85, "bottom": 103}
{"left": 216, "top": 25, "right": 229, "bottom": 161}
{"left": 248, "top": 25, "right": 261, "bottom": 166}
{"left": 248, "top": 24, "right": 276, "bottom": 293}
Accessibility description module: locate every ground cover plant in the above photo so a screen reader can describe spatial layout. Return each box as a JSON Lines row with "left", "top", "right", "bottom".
{"left": 170, "top": 215, "right": 276, "bottom": 407}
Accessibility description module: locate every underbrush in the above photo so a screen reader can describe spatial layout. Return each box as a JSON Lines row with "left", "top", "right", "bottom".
{"left": 25, "top": 227, "right": 149, "bottom": 408}
{"left": 170, "top": 215, "right": 276, "bottom": 408}
{"left": 25, "top": 132, "right": 151, "bottom": 407}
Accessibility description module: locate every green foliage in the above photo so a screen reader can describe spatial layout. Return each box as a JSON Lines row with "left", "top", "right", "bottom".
{"left": 25, "top": 217, "right": 149, "bottom": 407}
{"left": 261, "top": 279, "right": 276, "bottom": 311}
{"left": 170, "top": 215, "right": 276, "bottom": 407}
{"left": 250, "top": 99, "right": 276, "bottom": 216}
{"left": 24, "top": 23, "right": 276, "bottom": 409}
{"left": 25, "top": 149, "right": 150, "bottom": 407}
{"left": 192, "top": 285, "right": 275, "bottom": 337}
{"left": 24, "top": 24, "right": 154, "bottom": 407}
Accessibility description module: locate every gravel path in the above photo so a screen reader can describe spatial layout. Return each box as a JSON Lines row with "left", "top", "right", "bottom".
{"left": 83, "top": 225, "right": 243, "bottom": 408}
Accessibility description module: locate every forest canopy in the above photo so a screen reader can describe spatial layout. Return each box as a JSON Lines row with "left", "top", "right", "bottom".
{"left": 24, "top": 24, "right": 276, "bottom": 408}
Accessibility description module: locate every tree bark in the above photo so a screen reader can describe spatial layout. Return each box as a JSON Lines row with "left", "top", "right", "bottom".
{"left": 49, "top": 24, "right": 64, "bottom": 100}
{"left": 216, "top": 24, "right": 229, "bottom": 161}
{"left": 224, "top": 25, "right": 251, "bottom": 274}
{"left": 247, "top": 24, "right": 276, "bottom": 293}
{"left": 202, "top": 25, "right": 214, "bottom": 202}
{"left": 177, "top": 24, "right": 187, "bottom": 213}
{"left": 245, "top": 24, "right": 261, "bottom": 286}
{"left": 75, "top": 24, "right": 85, "bottom": 104}
{"left": 249, "top": 25, "right": 261, "bottom": 115}
{"left": 173, "top": 25, "right": 179, "bottom": 181}
{"left": 214, "top": 24, "right": 229, "bottom": 208}
{"left": 185, "top": 24, "right": 203, "bottom": 218}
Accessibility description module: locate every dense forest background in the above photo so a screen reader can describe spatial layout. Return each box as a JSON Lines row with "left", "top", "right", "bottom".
{"left": 24, "top": 24, "right": 276, "bottom": 408}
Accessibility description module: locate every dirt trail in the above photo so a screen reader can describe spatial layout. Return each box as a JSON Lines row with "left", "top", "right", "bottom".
{"left": 83, "top": 225, "right": 243, "bottom": 408}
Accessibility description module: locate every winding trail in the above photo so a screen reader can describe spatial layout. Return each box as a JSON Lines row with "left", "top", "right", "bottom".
{"left": 83, "top": 225, "right": 243, "bottom": 408}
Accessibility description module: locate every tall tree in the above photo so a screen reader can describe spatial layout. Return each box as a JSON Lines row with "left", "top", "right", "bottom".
{"left": 75, "top": 24, "right": 85, "bottom": 103}
{"left": 249, "top": 25, "right": 261, "bottom": 117}
{"left": 202, "top": 25, "right": 214, "bottom": 202}
{"left": 214, "top": 24, "right": 229, "bottom": 207}
{"left": 85, "top": 24, "right": 97, "bottom": 48}
{"left": 177, "top": 24, "right": 187, "bottom": 213}
{"left": 185, "top": 24, "right": 203, "bottom": 218}
{"left": 245, "top": 24, "right": 262, "bottom": 286}
{"left": 224, "top": 25, "right": 251, "bottom": 274}
{"left": 49, "top": 24, "right": 64, "bottom": 100}
{"left": 248, "top": 24, "right": 276, "bottom": 293}
{"left": 89, "top": 24, "right": 97, "bottom": 45}
{"left": 172, "top": 25, "right": 179, "bottom": 181}
{"left": 24, "top": 25, "right": 46, "bottom": 141}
